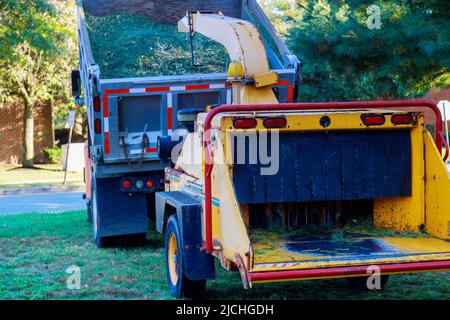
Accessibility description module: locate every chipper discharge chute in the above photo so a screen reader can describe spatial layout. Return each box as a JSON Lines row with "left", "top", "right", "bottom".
{"left": 155, "top": 12, "right": 450, "bottom": 298}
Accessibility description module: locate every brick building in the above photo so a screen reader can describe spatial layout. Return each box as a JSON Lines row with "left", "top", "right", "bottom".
{"left": 0, "top": 102, "right": 54, "bottom": 165}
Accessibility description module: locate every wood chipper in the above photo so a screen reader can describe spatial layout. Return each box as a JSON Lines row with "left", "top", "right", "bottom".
{"left": 155, "top": 12, "right": 450, "bottom": 298}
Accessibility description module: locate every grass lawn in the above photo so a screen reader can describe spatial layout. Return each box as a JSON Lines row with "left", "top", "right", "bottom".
{"left": 0, "top": 210, "right": 449, "bottom": 300}
{"left": 0, "top": 164, "right": 83, "bottom": 188}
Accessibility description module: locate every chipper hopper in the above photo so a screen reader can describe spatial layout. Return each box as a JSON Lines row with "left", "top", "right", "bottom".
{"left": 155, "top": 12, "right": 450, "bottom": 298}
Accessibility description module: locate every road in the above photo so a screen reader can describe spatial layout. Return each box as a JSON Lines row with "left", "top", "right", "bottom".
{"left": 0, "top": 192, "right": 85, "bottom": 216}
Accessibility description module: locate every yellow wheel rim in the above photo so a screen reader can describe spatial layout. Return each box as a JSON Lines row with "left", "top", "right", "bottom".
{"left": 168, "top": 233, "right": 179, "bottom": 285}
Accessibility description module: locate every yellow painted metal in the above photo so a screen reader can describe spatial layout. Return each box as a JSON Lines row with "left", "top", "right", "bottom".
{"left": 167, "top": 233, "right": 179, "bottom": 285}
{"left": 218, "top": 110, "right": 419, "bottom": 131}
{"left": 254, "top": 71, "right": 279, "bottom": 88}
{"left": 178, "top": 12, "right": 278, "bottom": 105}
{"left": 231, "top": 84, "right": 278, "bottom": 105}
{"left": 178, "top": 13, "right": 269, "bottom": 79}
{"left": 213, "top": 132, "right": 251, "bottom": 265}
{"left": 373, "top": 119, "right": 425, "bottom": 232}
{"left": 424, "top": 131, "right": 450, "bottom": 240}
{"left": 227, "top": 62, "right": 245, "bottom": 79}
{"left": 251, "top": 237, "right": 450, "bottom": 272}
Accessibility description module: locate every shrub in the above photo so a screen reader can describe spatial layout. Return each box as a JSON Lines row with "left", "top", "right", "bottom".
{"left": 43, "top": 147, "right": 62, "bottom": 164}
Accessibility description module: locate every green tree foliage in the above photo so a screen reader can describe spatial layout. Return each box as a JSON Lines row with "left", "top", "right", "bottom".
{"left": 275, "top": 0, "right": 450, "bottom": 102}
{"left": 0, "top": 0, "right": 77, "bottom": 167}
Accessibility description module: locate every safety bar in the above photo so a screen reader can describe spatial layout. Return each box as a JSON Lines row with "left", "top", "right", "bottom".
{"left": 202, "top": 99, "right": 447, "bottom": 253}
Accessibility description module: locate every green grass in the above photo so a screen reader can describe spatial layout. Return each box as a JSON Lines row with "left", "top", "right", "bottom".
{"left": 0, "top": 211, "right": 448, "bottom": 300}
{"left": 0, "top": 164, "right": 83, "bottom": 187}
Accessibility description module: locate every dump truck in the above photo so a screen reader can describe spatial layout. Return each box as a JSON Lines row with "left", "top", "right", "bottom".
{"left": 73, "top": 0, "right": 300, "bottom": 247}
{"left": 155, "top": 12, "right": 450, "bottom": 298}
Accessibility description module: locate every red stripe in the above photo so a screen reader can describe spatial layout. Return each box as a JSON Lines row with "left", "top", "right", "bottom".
{"left": 276, "top": 80, "right": 289, "bottom": 86}
{"left": 186, "top": 84, "right": 210, "bottom": 90}
{"left": 104, "top": 132, "right": 110, "bottom": 154}
{"left": 225, "top": 82, "right": 232, "bottom": 88}
{"left": 167, "top": 107, "right": 173, "bottom": 130}
{"left": 287, "top": 85, "right": 294, "bottom": 103}
{"left": 146, "top": 147, "right": 158, "bottom": 153}
{"left": 146, "top": 87, "right": 170, "bottom": 93}
{"left": 250, "top": 260, "right": 450, "bottom": 282}
{"left": 102, "top": 95, "right": 109, "bottom": 117}
{"left": 105, "top": 88, "right": 130, "bottom": 95}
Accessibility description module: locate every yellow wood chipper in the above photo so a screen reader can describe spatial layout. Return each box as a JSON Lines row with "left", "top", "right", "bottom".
{"left": 154, "top": 12, "right": 450, "bottom": 298}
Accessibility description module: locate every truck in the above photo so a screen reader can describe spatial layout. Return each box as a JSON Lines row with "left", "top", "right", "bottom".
{"left": 154, "top": 12, "right": 450, "bottom": 298}
{"left": 73, "top": 0, "right": 300, "bottom": 247}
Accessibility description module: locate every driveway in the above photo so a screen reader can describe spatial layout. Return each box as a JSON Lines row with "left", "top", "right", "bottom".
{"left": 0, "top": 192, "right": 85, "bottom": 215}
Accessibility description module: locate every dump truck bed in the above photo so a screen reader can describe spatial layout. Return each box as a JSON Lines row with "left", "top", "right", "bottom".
{"left": 77, "top": 0, "right": 299, "bottom": 176}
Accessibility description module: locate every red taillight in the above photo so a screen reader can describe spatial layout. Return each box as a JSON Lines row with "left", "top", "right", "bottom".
{"left": 391, "top": 114, "right": 414, "bottom": 125}
{"left": 94, "top": 119, "right": 102, "bottom": 133}
{"left": 362, "top": 114, "right": 385, "bottom": 126}
{"left": 122, "top": 179, "right": 132, "bottom": 190}
{"left": 263, "top": 117, "right": 287, "bottom": 128}
{"left": 233, "top": 118, "right": 257, "bottom": 129}
{"left": 93, "top": 96, "right": 101, "bottom": 113}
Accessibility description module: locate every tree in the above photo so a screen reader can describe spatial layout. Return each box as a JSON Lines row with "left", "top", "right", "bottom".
{"left": 0, "top": 0, "right": 77, "bottom": 167}
{"left": 275, "top": 0, "right": 450, "bottom": 102}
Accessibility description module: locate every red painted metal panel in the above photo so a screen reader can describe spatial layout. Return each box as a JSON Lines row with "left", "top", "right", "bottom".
{"left": 146, "top": 86, "right": 170, "bottom": 93}
{"left": 186, "top": 84, "right": 210, "bottom": 90}
{"left": 102, "top": 95, "right": 109, "bottom": 118}
{"left": 104, "top": 88, "right": 130, "bottom": 95}
{"left": 167, "top": 107, "right": 173, "bottom": 130}
{"left": 104, "top": 132, "right": 110, "bottom": 154}
{"left": 287, "top": 85, "right": 294, "bottom": 103}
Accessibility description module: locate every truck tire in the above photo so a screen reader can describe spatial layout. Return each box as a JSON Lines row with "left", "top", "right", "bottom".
{"left": 165, "top": 215, "right": 206, "bottom": 299}
{"left": 346, "top": 275, "right": 389, "bottom": 290}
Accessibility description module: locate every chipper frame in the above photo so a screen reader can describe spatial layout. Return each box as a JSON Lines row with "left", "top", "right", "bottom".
{"left": 155, "top": 12, "right": 450, "bottom": 298}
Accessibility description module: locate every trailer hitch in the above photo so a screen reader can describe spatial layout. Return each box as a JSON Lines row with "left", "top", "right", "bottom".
{"left": 202, "top": 99, "right": 448, "bottom": 254}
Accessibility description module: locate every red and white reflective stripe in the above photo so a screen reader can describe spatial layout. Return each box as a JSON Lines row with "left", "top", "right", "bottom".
{"left": 276, "top": 80, "right": 294, "bottom": 103}
{"left": 167, "top": 93, "right": 173, "bottom": 135}
{"left": 129, "top": 147, "right": 158, "bottom": 155}
{"left": 101, "top": 81, "right": 292, "bottom": 154}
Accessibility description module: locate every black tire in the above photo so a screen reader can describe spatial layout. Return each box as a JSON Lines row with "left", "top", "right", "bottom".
{"left": 346, "top": 275, "right": 389, "bottom": 290}
{"left": 165, "top": 215, "right": 206, "bottom": 299}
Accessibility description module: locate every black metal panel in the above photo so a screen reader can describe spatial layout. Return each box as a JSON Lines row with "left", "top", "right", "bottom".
{"left": 232, "top": 130, "right": 412, "bottom": 204}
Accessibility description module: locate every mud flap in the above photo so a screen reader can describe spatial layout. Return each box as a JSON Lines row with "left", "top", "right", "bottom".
{"left": 155, "top": 191, "right": 216, "bottom": 281}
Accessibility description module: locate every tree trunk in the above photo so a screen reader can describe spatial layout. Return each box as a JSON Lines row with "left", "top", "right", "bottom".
{"left": 22, "top": 100, "right": 35, "bottom": 168}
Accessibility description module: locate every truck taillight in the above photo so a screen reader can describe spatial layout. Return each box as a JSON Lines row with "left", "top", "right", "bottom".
{"left": 122, "top": 179, "right": 132, "bottom": 190}
{"left": 391, "top": 114, "right": 413, "bottom": 125}
{"left": 233, "top": 118, "right": 257, "bottom": 129}
{"left": 93, "top": 96, "right": 101, "bottom": 112}
{"left": 263, "top": 117, "right": 287, "bottom": 128}
{"left": 361, "top": 114, "right": 385, "bottom": 126}
{"left": 94, "top": 119, "right": 102, "bottom": 133}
